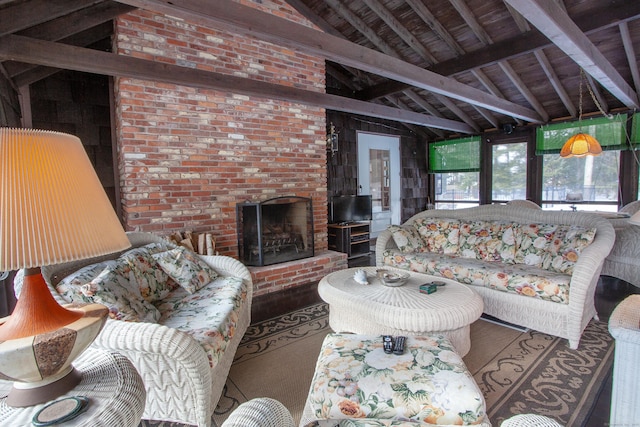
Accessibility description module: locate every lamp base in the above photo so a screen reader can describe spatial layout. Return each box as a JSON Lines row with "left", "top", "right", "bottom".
{"left": 6, "top": 367, "right": 82, "bottom": 407}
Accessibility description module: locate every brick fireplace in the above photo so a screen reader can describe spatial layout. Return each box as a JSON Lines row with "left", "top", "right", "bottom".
{"left": 112, "top": 2, "right": 345, "bottom": 295}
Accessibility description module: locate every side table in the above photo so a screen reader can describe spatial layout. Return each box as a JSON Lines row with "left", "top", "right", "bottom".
{"left": 0, "top": 348, "right": 145, "bottom": 426}
{"left": 608, "top": 294, "right": 640, "bottom": 427}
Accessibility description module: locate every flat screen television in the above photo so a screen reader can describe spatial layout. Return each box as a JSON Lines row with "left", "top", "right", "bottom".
{"left": 330, "top": 195, "right": 373, "bottom": 223}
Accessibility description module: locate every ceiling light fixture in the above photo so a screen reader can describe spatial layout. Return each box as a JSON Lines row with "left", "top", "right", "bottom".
{"left": 560, "top": 69, "right": 603, "bottom": 158}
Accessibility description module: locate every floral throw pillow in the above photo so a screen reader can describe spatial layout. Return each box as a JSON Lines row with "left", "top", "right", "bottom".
{"left": 54, "top": 261, "right": 117, "bottom": 303}
{"left": 65, "top": 264, "right": 161, "bottom": 322}
{"left": 152, "top": 246, "right": 219, "bottom": 293}
{"left": 387, "top": 225, "right": 426, "bottom": 253}
{"left": 459, "top": 220, "right": 517, "bottom": 262}
{"left": 514, "top": 223, "right": 560, "bottom": 268}
{"left": 119, "top": 243, "right": 177, "bottom": 302}
{"left": 542, "top": 225, "right": 596, "bottom": 274}
{"left": 413, "top": 217, "right": 460, "bottom": 255}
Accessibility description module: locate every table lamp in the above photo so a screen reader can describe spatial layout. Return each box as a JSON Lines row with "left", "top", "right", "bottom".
{"left": 0, "top": 128, "right": 131, "bottom": 406}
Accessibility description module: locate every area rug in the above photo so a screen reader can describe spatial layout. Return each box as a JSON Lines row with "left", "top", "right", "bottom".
{"left": 141, "top": 302, "right": 613, "bottom": 427}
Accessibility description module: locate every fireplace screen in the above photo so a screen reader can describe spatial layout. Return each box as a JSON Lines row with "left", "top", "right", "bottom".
{"left": 237, "top": 196, "right": 314, "bottom": 266}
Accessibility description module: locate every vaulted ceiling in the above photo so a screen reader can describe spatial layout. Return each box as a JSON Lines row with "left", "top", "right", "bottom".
{"left": 1, "top": 0, "right": 639, "bottom": 140}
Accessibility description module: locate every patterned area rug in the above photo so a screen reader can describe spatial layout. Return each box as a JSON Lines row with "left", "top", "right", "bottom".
{"left": 141, "top": 302, "right": 613, "bottom": 427}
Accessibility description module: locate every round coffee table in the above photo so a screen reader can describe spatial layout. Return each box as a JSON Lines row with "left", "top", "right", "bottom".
{"left": 318, "top": 267, "right": 484, "bottom": 356}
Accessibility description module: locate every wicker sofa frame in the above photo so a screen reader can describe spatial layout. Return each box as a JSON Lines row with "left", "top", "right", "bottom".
{"left": 41, "top": 232, "right": 253, "bottom": 427}
{"left": 375, "top": 205, "right": 615, "bottom": 350}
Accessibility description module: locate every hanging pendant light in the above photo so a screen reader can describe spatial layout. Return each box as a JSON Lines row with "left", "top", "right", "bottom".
{"left": 560, "top": 69, "right": 603, "bottom": 158}
{"left": 560, "top": 133, "right": 602, "bottom": 157}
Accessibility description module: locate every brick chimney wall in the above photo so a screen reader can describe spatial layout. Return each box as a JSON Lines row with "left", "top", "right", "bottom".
{"left": 112, "top": 1, "right": 347, "bottom": 295}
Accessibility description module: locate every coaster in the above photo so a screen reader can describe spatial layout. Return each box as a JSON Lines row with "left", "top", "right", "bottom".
{"left": 32, "top": 396, "right": 89, "bottom": 426}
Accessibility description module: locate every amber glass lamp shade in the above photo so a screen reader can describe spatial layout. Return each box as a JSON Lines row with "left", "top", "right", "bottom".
{"left": 560, "top": 133, "right": 603, "bottom": 158}
{"left": 0, "top": 128, "right": 131, "bottom": 406}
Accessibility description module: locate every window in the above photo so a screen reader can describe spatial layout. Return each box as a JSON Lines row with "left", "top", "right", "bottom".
{"left": 491, "top": 142, "right": 527, "bottom": 203}
{"left": 537, "top": 114, "right": 626, "bottom": 212}
{"left": 434, "top": 172, "right": 479, "bottom": 209}
{"left": 429, "top": 137, "right": 480, "bottom": 209}
{"left": 369, "top": 149, "right": 390, "bottom": 212}
{"left": 541, "top": 151, "right": 619, "bottom": 211}
{"left": 427, "top": 114, "right": 640, "bottom": 210}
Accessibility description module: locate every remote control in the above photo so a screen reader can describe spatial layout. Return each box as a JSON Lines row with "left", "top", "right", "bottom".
{"left": 393, "top": 336, "right": 406, "bottom": 355}
{"left": 383, "top": 335, "right": 394, "bottom": 354}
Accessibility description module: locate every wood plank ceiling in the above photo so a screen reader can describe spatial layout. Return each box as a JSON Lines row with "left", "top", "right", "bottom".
{"left": 0, "top": 0, "right": 639, "bottom": 140}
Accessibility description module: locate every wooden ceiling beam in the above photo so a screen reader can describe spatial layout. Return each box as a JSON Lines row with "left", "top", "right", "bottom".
{"left": 0, "top": 34, "right": 475, "bottom": 133}
{"left": 619, "top": 22, "right": 640, "bottom": 95}
{"left": 361, "top": 0, "right": 436, "bottom": 65}
{"left": 471, "top": 69, "right": 523, "bottom": 126}
{"left": 534, "top": 50, "right": 577, "bottom": 118}
{"left": 0, "top": 0, "right": 103, "bottom": 37}
{"left": 403, "top": 90, "right": 443, "bottom": 118}
{"left": 406, "top": 0, "right": 465, "bottom": 56}
{"left": 432, "top": 94, "right": 481, "bottom": 133}
{"left": 11, "top": 23, "right": 113, "bottom": 86}
{"left": 504, "top": 0, "right": 639, "bottom": 108}
{"left": 323, "top": 0, "right": 399, "bottom": 59}
{"left": 113, "top": 0, "right": 541, "bottom": 122}
{"left": 359, "top": 0, "right": 640, "bottom": 100}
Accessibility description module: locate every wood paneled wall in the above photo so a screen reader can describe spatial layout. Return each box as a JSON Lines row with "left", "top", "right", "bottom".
{"left": 326, "top": 111, "right": 430, "bottom": 224}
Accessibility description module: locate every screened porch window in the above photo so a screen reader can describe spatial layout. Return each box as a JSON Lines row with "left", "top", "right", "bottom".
{"left": 429, "top": 137, "right": 480, "bottom": 209}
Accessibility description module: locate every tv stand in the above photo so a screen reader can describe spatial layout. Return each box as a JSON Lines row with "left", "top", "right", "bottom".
{"left": 327, "top": 222, "right": 370, "bottom": 259}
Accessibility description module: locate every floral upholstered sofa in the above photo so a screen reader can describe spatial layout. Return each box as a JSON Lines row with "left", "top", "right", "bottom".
{"left": 36, "top": 232, "right": 252, "bottom": 427}
{"left": 375, "top": 205, "right": 615, "bottom": 349}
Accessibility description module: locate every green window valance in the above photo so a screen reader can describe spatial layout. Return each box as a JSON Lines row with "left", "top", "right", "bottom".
{"left": 536, "top": 114, "right": 627, "bottom": 155}
{"left": 630, "top": 112, "right": 640, "bottom": 147}
{"left": 428, "top": 136, "right": 480, "bottom": 173}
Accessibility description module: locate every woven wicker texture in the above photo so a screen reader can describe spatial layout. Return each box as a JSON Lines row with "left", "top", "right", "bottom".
{"left": 0, "top": 348, "right": 145, "bottom": 426}
{"left": 601, "top": 202, "right": 640, "bottom": 288}
{"left": 505, "top": 200, "right": 541, "bottom": 209}
{"left": 40, "top": 232, "right": 253, "bottom": 427}
{"left": 318, "top": 266, "right": 483, "bottom": 356}
{"left": 608, "top": 295, "right": 640, "bottom": 426}
{"left": 375, "top": 205, "right": 615, "bottom": 349}
{"left": 221, "top": 398, "right": 296, "bottom": 427}
{"left": 500, "top": 414, "right": 564, "bottom": 426}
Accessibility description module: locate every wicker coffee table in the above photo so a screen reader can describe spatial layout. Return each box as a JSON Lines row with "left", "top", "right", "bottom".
{"left": 318, "top": 267, "right": 484, "bottom": 356}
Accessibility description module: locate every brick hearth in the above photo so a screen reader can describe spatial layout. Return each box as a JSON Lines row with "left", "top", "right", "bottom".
{"left": 248, "top": 250, "right": 348, "bottom": 297}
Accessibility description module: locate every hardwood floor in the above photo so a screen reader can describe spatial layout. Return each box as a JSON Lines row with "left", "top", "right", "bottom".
{"left": 250, "top": 251, "right": 640, "bottom": 426}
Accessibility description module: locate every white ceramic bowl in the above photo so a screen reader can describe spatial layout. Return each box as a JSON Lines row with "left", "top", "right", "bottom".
{"left": 376, "top": 269, "right": 410, "bottom": 287}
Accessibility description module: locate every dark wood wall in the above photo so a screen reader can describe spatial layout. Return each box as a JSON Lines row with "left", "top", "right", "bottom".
{"left": 326, "top": 111, "right": 431, "bottom": 223}
{"left": 0, "top": 73, "right": 19, "bottom": 317}
{"left": 0, "top": 73, "right": 21, "bottom": 127}
{"left": 29, "top": 70, "right": 117, "bottom": 209}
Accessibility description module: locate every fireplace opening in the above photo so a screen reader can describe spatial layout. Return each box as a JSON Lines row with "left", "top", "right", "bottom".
{"left": 236, "top": 196, "right": 314, "bottom": 266}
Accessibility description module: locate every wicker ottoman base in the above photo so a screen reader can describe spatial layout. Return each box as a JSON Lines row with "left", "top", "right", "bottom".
{"left": 300, "top": 333, "right": 489, "bottom": 427}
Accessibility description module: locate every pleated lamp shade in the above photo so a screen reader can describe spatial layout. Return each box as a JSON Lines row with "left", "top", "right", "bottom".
{"left": 0, "top": 128, "right": 130, "bottom": 271}
{"left": 559, "top": 133, "right": 603, "bottom": 158}
{"left": 0, "top": 128, "right": 130, "bottom": 407}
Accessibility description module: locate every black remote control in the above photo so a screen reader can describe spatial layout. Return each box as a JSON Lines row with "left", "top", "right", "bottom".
{"left": 383, "top": 335, "right": 394, "bottom": 354}
{"left": 393, "top": 336, "right": 406, "bottom": 355}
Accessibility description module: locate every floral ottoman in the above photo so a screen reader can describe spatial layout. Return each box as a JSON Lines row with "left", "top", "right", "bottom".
{"left": 300, "top": 333, "right": 490, "bottom": 427}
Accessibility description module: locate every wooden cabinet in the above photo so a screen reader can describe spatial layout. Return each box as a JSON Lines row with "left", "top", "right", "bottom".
{"left": 327, "top": 222, "right": 371, "bottom": 259}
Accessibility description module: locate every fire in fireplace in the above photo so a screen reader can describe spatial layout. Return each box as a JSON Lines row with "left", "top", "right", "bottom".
{"left": 236, "top": 196, "right": 314, "bottom": 266}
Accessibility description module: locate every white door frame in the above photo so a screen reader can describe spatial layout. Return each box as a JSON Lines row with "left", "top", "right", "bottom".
{"left": 357, "top": 132, "right": 401, "bottom": 238}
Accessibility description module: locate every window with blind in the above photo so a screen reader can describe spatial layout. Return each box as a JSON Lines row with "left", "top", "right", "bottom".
{"left": 429, "top": 137, "right": 480, "bottom": 209}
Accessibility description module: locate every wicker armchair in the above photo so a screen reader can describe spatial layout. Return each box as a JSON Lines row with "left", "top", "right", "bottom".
{"left": 221, "top": 398, "right": 295, "bottom": 427}
{"left": 40, "top": 232, "right": 253, "bottom": 427}
{"left": 608, "top": 295, "right": 640, "bottom": 426}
